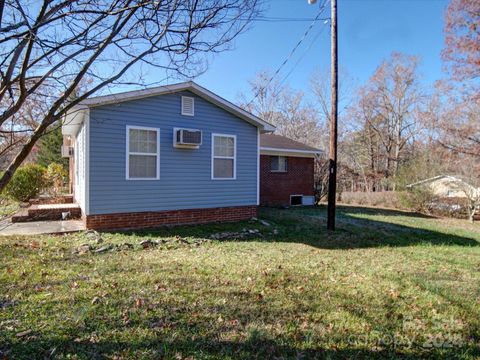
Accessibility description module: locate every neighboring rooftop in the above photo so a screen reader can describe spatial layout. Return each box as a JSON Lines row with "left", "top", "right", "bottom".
{"left": 406, "top": 175, "right": 470, "bottom": 188}
{"left": 260, "top": 134, "right": 322, "bottom": 153}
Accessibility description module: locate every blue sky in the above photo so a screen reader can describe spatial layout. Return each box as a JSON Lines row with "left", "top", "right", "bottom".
{"left": 187, "top": 0, "right": 449, "bottom": 104}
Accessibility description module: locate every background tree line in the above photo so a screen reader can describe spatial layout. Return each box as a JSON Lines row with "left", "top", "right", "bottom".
{"left": 239, "top": 0, "right": 479, "bottom": 210}
{"left": 0, "top": 0, "right": 477, "bottom": 218}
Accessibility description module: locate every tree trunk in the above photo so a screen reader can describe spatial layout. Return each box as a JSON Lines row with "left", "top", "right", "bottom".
{"left": 0, "top": 120, "right": 52, "bottom": 191}
{"left": 468, "top": 205, "right": 475, "bottom": 223}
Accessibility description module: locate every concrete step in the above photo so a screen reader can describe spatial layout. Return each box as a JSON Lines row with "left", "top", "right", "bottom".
{"left": 29, "top": 194, "right": 74, "bottom": 205}
{"left": 11, "top": 203, "right": 81, "bottom": 223}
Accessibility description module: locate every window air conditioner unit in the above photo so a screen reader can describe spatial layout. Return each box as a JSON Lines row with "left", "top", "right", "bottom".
{"left": 61, "top": 145, "right": 74, "bottom": 157}
{"left": 174, "top": 128, "right": 202, "bottom": 148}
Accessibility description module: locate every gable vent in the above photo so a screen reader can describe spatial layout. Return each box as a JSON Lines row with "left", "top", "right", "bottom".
{"left": 181, "top": 96, "right": 194, "bottom": 116}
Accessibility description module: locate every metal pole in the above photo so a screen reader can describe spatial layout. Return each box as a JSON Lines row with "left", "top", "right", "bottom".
{"left": 327, "top": 0, "right": 338, "bottom": 231}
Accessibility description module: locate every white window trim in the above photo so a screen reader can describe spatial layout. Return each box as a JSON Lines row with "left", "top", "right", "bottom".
{"left": 270, "top": 155, "right": 288, "bottom": 173}
{"left": 181, "top": 96, "right": 195, "bottom": 116}
{"left": 211, "top": 133, "right": 237, "bottom": 180}
{"left": 85, "top": 111, "right": 90, "bottom": 215}
{"left": 256, "top": 128, "right": 260, "bottom": 205}
{"left": 126, "top": 125, "right": 160, "bottom": 180}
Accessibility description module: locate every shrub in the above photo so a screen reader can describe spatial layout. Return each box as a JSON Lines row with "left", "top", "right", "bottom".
{"left": 4, "top": 164, "right": 47, "bottom": 202}
{"left": 398, "top": 188, "right": 435, "bottom": 213}
{"left": 0, "top": 196, "right": 20, "bottom": 219}
{"left": 44, "top": 162, "right": 68, "bottom": 196}
{"left": 339, "top": 191, "right": 402, "bottom": 209}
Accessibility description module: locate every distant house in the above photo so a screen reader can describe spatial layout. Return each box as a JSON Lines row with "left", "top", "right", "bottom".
{"left": 260, "top": 134, "right": 321, "bottom": 206}
{"left": 406, "top": 175, "right": 478, "bottom": 198}
{"left": 60, "top": 82, "right": 320, "bottom": 230}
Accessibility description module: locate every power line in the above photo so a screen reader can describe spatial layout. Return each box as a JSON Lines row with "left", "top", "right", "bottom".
{"left": 225, "top": 15, "right": 329, "bottom": 22}
{"left": 248, "top": 16, "right": 330, "bottom": 22}
{"left": 226, "top": 16, "right": 330, "bottom": 23}
{"left": 277, "top": 21, "right": 328, "bottom": 89}
{"left": 246, "top": 0, "right": 328, "bottom": 108}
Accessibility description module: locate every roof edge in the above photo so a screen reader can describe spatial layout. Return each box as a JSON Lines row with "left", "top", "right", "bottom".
{"left": 406, "top": 175, "right": 469, "bottom": 188}
{"left": 260, "top": 146, "right": 322, "bottom": 158}
{"left": 72, "top": 81, "right": 275, "bottom": 132}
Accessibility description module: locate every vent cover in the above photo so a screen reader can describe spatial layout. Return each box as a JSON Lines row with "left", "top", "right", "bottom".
{"left": 181, "top": 96, "right": 194, "bottom": 116}
{"left": 61, "top": 145, "right": 74, "bottom": 157}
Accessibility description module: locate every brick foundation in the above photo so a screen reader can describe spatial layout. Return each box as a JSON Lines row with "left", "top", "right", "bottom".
{"left": 260, "top": 155, "right": 314, "bottom": 206}
{"left": 84, "top": 205, "right": 257, "bottom": 230}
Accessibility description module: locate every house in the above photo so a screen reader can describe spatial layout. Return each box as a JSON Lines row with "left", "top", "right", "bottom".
{"left": 60, "top": 82, "right": 321, "bottom": 230}
{"left": 406, "top": 175, "right": 479, "bottom": 198}
{"left": 260, "top": 134, "right": 321, "bottom": 206}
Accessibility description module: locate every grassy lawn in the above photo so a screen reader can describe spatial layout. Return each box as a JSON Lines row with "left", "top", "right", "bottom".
{"left": 1, "top": 206, "right": 479, "bottom": 359}
{"left": 0, "top": 197, "right": 19, "bottom": 221}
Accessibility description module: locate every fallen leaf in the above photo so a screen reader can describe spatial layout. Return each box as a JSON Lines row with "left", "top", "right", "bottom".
{"left": 135, "top": 298, "right": 144, "bottom": 308}
{"left": 16, "top": 329, "right": 32, "bottom": 337}
{"left": 29, "top": 241, "right": 39, "bottom": 249}
{"left": 91, "top": 296, "right": 101, "bottom": 305}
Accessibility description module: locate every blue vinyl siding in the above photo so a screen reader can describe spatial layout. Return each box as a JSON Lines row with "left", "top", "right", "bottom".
{"left": 88, "top": 91, "right": 258, "bottom": 214}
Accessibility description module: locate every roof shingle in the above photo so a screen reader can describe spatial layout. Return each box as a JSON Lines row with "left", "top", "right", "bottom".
{"left": 260, "top": 134, "right": 321, "bottom": 153}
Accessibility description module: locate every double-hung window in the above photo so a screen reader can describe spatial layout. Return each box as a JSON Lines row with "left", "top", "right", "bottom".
{"left": 271, "top": 156, "right": 287, "bottom": 172}
{"left": 126, "top": 126, "right": 160, "bottom": 180}
{"left": 212, "top": 134, "right": 236, "bottom": 180}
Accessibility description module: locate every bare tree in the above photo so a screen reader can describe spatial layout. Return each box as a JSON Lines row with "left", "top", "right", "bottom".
{"left": 347, "top": 53, "right": 424, "bottom": 190}
{"left": 442, "top": 0, "right": 480, "bottom": 82}
{"left": 445, "top": 176, "right": 480, "bottom": 223}
{"left": 310, "top": 68, "right": 353, "bottom": 151}
{"left": 273, "top": 87, "right": 323, "bottom": 147}
{"left": 0, "top": 0, "right": 261, "bottom": 191}
{"left": 239, "top": 71, "right": 323, "bottom": 147}
{"left": 438, "top": 0, "right": 480, "bottom": 175}
{"left": 437, "top": 90, "right": 480, "bottom": 160}
{"left": 0, "top": 82, "right": 44, "bottom": 167}
{"left": 237, "top": 70, "right": 283, "bottom": 126}
{"left": 314, "top": 155, "right": 329, "bottom": 202}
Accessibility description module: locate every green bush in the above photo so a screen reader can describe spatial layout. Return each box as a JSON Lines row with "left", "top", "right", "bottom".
{"left": 4, "top": 164, "right": 47, "bottom": 202}
{"left": 45, "top": 162, "right": 68, "bottom": 196}
{"left": 398, "top": 188, "right": 435, "bottom": 213}
{"left": 339, "top": 191, "right": 403, "bottom": 209}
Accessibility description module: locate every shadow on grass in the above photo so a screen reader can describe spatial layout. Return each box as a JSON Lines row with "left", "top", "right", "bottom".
{"left": 262, "top": 205, "right": 479, "bottom": 249}
{"left": 333, "top": 203, "right": 437, "bottom": 219}
{"left": 5, "top": 335, "right": 477, "bottom": 359}
{"left": 104, "top": 205, "right": 480, "bottom": 250}
{"left": 2, "top": 205, "right": 479, "bottom": 359}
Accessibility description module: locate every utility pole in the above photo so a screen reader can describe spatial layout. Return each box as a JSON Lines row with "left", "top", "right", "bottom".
{"left": 308, "top": 0, "right": 338, "bottom": 230}
{"left": 327, "top": 0, "right": 338, "bottom": 231}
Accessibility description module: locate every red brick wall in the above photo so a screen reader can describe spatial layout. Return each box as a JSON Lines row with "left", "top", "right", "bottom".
{"left": 84, "top": 205, "right": 257, "bottom": 231}
{"left": 260, "top": 155, "right": 314, "bottom": 206}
